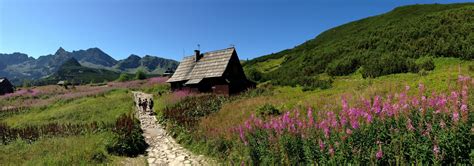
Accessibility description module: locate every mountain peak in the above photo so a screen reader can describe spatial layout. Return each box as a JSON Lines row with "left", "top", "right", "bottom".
{"left": 128, "top": 54, "right": 141, "bottom": 59}
{"left": 55, "top": 47, "right": 67, "bottom": 55}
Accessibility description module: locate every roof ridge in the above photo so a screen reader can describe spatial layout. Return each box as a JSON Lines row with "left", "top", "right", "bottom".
{"left": 203, "top": 47, "right": 234, "bottom": 55}
{"left": 181, "top": 47, "right": 234, "bottom": 59}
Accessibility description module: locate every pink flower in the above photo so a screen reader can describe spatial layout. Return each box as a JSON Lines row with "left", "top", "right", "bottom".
{"left": 460, "top": 104, "right": 468, "bottom": 113}
{"left": 307, "top": 108, "right": 314, "bottom": 126}
{"left": 319, "top": 139, "right": 325, "bottom": 151}
{"left": 376, "top": 147, "right": 383, "bottom": 160}
{"left": 372, "top": 96, "right": 382, "bottom": 114}
{"left": 238, "top": 126, "right": 247, "bottom": 146}
{"left": 433, "top": 144, "right": 440, "bottom": 156}
{"left": 346, "top": 128, "right": 353, "bottom": 135}
{"left": 350, "top": 118, "right": 359, "bottom": 129}
{"left": 365, "top": 113, "right": 373, "bottom": 123}
{"left": 419, "top": 83, "right": 425, "bottom": 94}
{"left": 452, "top": 111, "right": 460, "bottom": 123}
{"left": 329, "top": 145, "right": 335, "bottom": 157}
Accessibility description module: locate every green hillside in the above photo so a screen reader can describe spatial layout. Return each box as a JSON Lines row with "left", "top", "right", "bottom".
{"left": 244, "top": 3, "right": 474, "bottom": 87}
{"left": 38, "top": 58, "right": 121, "bottom": 85}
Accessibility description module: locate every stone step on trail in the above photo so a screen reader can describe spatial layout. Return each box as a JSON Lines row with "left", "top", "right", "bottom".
{"left": 132, "top": 91, "right": 214, "bottom": 166}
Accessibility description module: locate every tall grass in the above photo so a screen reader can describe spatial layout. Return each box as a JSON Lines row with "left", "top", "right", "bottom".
{"left": 1, "top": 89, "right": 133, "bottom": 127}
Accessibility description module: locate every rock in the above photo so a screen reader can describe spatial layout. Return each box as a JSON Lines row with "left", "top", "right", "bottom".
{"left": 147, "top": 158, "right": 156, "bottom": 163}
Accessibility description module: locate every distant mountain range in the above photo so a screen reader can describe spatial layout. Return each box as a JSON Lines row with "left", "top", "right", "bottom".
{"left": 0, "top": 47, "right": 178, "bottom": 84}
{"left": 38, "top": 58, "right": 122, "bottom": 85}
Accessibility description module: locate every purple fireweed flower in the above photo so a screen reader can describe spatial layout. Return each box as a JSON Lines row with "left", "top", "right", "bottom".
{"left": 461, "top": 86, "right": 468, "bottom": 105}
{"left": 376, "top": 148, "right": 383, "bottom": 160}
{"left": 307, "top": 108, "right": 314, "bottom": 126}
{"left": 433, "top": 144, "right": 440, "bottom": 158}
{"left": 238, "top": 126, "right": 247, "bottom": 145}
{"left": 319, "top": 139, "right": 325, "bottom": 151}
{"left": 340, "top": 116, "right": 347, "bottom": 127}
{"left": 323, "top": 126, "right": 330, "bottom": 138}
{"left": 245, "top": 121, "right": 252, "bottom": 131}
{"left": 329, "top": 145, "right": 335, "bottom": 157}
{"left": 411, "top": 98, "right": 420, "bottom": 107}
{"left": 382, "top": 102, "right": 393, "bottom": 117}
{"left": 282, "top": 111, "right": 291, "bottom": 124}
{"left": 452, "top": 111, "right": 460, "bottom": 123}
{"left": 419, "top": 83, "right": 425, "bottom": 94}
{"left": 341, "top": 97, "right": 348, "bottom": 112}
{"left": 458, "top": 75, "right": 471, "bottom": 82}
{"left": 373, "top": 96, "right": 382, "bottom": 114}
{"left": 363, "top": 99, "right": 371, "bottom": 112}
{"left": 350, "top": 119, "right": 359, "bottom": 129}
{"left": 365, "top": 112, "right": 373, "bottom": 123}
{"left": 461, "top": 104, "right": 468, "bottom": 112}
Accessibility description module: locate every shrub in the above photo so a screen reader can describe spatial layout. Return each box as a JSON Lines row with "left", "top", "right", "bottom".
{"left": 469, "top": 65, "right": 474, "bottom": 72}
{"left": 418, "top": 69, "right": 429, "bottom": 76}
{"left": 406, "top": 58, "right": 419, "bottom": 73}
{"left": 256, "top": 104, "right": 281, "bottom": 118}
{"left": 117, "top": 73, "right": 130, "bottom": 82}
{"left": 416, "top": 56, "right": 435, "bottom": 71}
{"left": 107, "top": 114, "right": 147, "bottom": 157}
{"left": 273, "top": 76, "right": 332, "bottom": 91}
{"left": 326, "top": 57, "right": 360, "bottom": 76}
{"left": 245, "top": 67, "right": 263, "bottom": 83}
{"left": 135, "top": 70, "right": 147, "bottom": 80}
{"left": 161, "top": 95, "right": 228, "bottom": 129}
{"left": 361, "top": 54, "right": 410, "bottom": 78}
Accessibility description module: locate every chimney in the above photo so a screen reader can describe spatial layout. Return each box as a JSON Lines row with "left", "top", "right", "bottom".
{"left": 195, "top": 50, "right": 202, "bottom": 62}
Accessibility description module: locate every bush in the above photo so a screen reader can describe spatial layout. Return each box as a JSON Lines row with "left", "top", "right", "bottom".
{"left": 416, "top": 57, "right": 435, "bottom": 71}
{"left": 361, "top": 54, "right": 410, "bottom": 78}
{"left": 469, "top": 65, "right": 474, "bottom": 72}
{"left": 273, "top": 76, "right": 332, "bottom": 91}
{"left": 326, "top": 57, "right": 360, "bottom": 76}
{"left": 117, "top": 73, "right": 130, "bottom": 82}
{"left": 107, "top": 114, "right": 147, "bottom": 157}
{"left": 161, "top": 95, "right": 229, "bottom": 129}
{"left": 135, "top": 70, "right": 147, "bottom": 80}
{"left": 256, "top": 104, "right": 281, "bottom": 118}
{"left": 245, "top": 67, "right": 263, "bottom": 83}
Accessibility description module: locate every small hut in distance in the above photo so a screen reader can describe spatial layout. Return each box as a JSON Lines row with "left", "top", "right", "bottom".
{"left": 162, "top": 68, "right": 174, "bottom": 77}
{"left": 166, "top": 47, "right": 255, "bottom": 95}
{"left": 0, "top": 77, "right": 15, "bottom": 95}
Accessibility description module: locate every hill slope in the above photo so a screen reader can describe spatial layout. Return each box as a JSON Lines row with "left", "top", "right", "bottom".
{"left": 37, "top": 58, "right": 121, "bottom": 85}
{"left": 244, "top": 3, "right": 474, "bottom": 85}
{"left": 115, "top": 54, "right": 179, "bottom": 74}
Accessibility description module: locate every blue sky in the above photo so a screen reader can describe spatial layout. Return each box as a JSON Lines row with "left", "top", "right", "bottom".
{"left": 0, "top": 0, "right": 471, "bottom": 61}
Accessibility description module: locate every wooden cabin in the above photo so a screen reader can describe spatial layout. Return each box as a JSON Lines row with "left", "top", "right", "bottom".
{"left": 0, "top": 77, "right": 14, "bottom": 95}
{"left": 166, "top": 47, "right": 255, "bottom": 95}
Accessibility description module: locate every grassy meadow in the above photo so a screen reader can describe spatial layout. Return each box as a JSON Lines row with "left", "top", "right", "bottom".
{"left": 155, "top": 57, "right": 474, "bottom": 164}
{"left": 0, "top": 77, "right": 168, "bottom": 165}
{"left": 0, "top": 58, "right": 472, "bottom": 165}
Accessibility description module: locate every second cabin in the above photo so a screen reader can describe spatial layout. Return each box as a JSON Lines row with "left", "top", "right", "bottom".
{"left": 166, "top": 47, "right": 255, "bottom": 95}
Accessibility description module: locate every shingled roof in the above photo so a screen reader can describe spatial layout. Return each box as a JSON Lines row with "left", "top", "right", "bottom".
{"left": 166, "top": 47, "right": 235, "bottom": 83}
